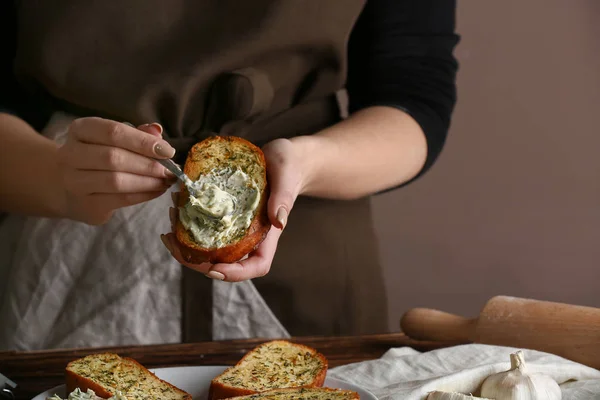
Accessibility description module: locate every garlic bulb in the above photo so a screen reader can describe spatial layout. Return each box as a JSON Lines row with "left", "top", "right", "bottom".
{"left": 480, "top": 351, "right": 562, "bottom": 400}
{"left": 427, "top": 391, "right": 491, "bottom": 399}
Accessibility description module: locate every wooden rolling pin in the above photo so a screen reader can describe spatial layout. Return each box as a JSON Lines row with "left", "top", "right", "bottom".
{"left": 400, "top": 295, "right": 600, "bottom": 370}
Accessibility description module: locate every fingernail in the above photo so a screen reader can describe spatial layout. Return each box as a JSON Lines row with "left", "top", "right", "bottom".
{"left": 276, "top": 207, "right": 288, "bottom": 229}
{"left": 150, "top": 122, "right": 163, "bottom": 134}
{"left": 154, "top": 142, "right": 175, "bottom": 158}
{"left": 206, "top": 271, "right": 225, "bottom": 280}
{"left": 139, "top": 122, "right": 163, "bottom": 135}
{"left": 160, "top": 234, "right": 172, "bottom": 252}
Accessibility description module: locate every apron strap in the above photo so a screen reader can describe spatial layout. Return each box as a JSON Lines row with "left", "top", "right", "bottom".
{"left": 181, "top": 267, "right": 213, "bottom": 342}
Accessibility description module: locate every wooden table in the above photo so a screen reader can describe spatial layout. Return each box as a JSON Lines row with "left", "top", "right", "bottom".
{"left": 0, "top": 333, "right": 453, "bottom": 399}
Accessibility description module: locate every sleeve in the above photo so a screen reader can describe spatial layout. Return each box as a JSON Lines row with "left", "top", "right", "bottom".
{"left": 346, "top": 0, "right": 460, "bottom": 188}
{"left": 0, "top": 0, "right": 52, "bottom": 131}
{"left": 0, "top": 0, "right": 19, "bottom": 116}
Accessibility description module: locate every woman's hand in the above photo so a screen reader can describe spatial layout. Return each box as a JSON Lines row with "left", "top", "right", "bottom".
{"left": 161, "top": 138, "right": 310, "bottom": 281}
{"left": 57, "top": 117, "right": 177, "bottom": 225}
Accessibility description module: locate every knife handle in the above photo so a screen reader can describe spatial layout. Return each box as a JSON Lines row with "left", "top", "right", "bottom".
{"left": 155, "top": 158, "right": 186, "bottom": 181}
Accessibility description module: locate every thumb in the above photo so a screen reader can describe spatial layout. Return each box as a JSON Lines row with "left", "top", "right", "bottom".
{"left": 266, "top": 158, "right": 301, "bottom": 231}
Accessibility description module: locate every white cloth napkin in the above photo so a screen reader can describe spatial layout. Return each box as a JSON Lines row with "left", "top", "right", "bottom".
{"left": 329, "top": 344, "right": 600, "bottom": 400}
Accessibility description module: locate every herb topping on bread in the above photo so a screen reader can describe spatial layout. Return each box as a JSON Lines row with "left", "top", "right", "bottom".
{"left": 65, "top": 353, "right": 191, "bottom": 400}
{"left": 224, "top": 387, "right": 360, "bottom": 400}
{"left": 209, "top": 340, "right": 328, "bottom": 400}
{"left": 175, "top": 136, "right": 270, "bottom": 264}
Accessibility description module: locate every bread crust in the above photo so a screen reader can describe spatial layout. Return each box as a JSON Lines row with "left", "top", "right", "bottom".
{"left": 209, "top": 382, "right": 257, "bottom": 400}
{"left": 175, "top": 136, "right": 271, "bottom": 264}
{"left": 223, "top": 387, "right": 360, "bottom": 400}
{"left": 65, "top": 353, "right": 192, "bottom": 399}
{"left": 209, "top": 340, "right": 328, "bottom": 400}
{"left": 65, "top": 367, "right": 113, "bottom": 398}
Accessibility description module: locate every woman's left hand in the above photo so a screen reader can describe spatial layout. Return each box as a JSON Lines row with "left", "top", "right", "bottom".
{"left": 160, "top": 138, "right": 308, "bottom": 282}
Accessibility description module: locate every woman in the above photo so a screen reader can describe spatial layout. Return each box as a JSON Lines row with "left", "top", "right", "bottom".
{"left": 0, "top": 0, "right": 459, "bottom": 350}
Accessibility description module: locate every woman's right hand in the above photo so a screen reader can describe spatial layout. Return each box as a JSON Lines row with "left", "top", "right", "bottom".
{"left": 57, "top": 117, "right": 176, "bottom": 225}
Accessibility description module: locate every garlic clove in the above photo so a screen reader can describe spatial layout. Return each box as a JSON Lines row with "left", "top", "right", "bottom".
{"left": 480, "top": 350, "right": 562, "bottom": 400}
{"left": 427, "top": 391, "right": 492, "bottom": 400}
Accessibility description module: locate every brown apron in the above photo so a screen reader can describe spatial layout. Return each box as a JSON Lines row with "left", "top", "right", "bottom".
{"left": 13, "top": 0, "right": 388, "bottom": 338}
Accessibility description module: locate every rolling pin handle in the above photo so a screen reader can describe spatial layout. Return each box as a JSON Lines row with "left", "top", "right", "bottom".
{"left": 400, "top": 308, "right": 475, "bottom": 343}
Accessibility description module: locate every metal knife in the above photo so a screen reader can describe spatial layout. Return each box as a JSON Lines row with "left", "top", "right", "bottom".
{"left": 0, "top": 372, "right": 16, "bottom": 400}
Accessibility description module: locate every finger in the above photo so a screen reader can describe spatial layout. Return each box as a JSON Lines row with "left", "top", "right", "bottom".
{"left": 171, "top": 191, "right": 181, "bottom": 206}
{"left": 70, "top": 117, "right": 175, "bottom": 159}
{"left": 65, "top": 170, "right": 172, "bottom": 195}
{"left": 65, "top": 142, "right": 175, "bottom": 179}
{"left": 169, "top": 207, "right": 178, "bottom": 231}
{"left": 160, "top": 233, "right": 212, "bottom": 274}
{"left": 208, "top": 226, "right": 280, "bottom": 282}
{"left": 264, "top": 150, "right": 300, "bottom": 230}
{"left": 161, "top": 233, "right": 188, "bottom": 264}
{"left": 138, "top": 122, "right": 164, "bottom": 138}
{"left": 87, "top": 191, "right": 166, "bottom": 211}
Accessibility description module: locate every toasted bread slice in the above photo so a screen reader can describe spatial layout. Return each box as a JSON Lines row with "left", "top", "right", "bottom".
{"left": 225, "top": 387, "right": 360, "bottom": 400}
{"left": 209, "top": 340, "right": 328, "bottom": 400}
{"left": 65, "top": 353, "right": 191, "bottom": 400}
{"left": 175, "top": 136, "right": 270, "bottom": 264}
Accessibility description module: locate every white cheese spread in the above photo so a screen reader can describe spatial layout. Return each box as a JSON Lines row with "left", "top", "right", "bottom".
{"left": 47, "top": 388, "right": 127, "bottom": 400}
{"left": 179, "top": 167, "right": 260, "bottom": 248}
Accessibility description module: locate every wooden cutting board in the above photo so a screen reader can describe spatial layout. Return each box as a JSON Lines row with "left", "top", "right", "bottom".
{"left": 400, "top": 296, "right": 600, "bottom": 370}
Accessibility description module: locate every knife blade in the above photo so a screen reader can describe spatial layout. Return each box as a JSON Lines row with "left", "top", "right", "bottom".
{"left": 0, "top": 372, "right": 16, "bottom": 399}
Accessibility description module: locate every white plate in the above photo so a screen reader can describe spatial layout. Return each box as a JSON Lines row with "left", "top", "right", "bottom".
{"left": 33, "top": 365, "right": 377, "bottom": 400}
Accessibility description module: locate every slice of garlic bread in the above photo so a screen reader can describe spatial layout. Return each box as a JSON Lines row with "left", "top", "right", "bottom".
{"left": 65, "top": 353, "right": 191, "bottom": 400}
{"left": 224, "top": 387, "right": 360, "bottom": 400}
{"left": 175, "top": 135, "right": 270, "bottom": 264}
{"left": 209, "top": 340, "right": 328, "bottom": 400}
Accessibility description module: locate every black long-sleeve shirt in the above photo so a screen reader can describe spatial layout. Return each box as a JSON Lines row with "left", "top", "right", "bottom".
{"left": 348, "top": 0, "right": 459, "bottom": 184}
{"left": 0, "top": 0, "right": 459, "bottom": 185}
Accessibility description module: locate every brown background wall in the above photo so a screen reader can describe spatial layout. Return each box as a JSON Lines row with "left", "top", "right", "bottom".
{"left": 374, "top": 0, "right": 600, "bottom": 331}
